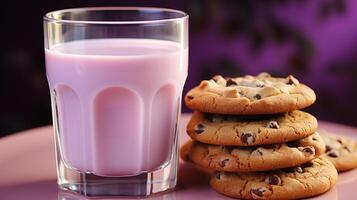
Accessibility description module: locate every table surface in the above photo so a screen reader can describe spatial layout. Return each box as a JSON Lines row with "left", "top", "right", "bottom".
{"left": 0, "top": 114, "right": 356, "bottom": 200}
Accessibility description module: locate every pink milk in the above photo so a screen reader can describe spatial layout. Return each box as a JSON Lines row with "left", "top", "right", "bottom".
{"left": 45, "top": 39, "right": 188, "bottom": 176}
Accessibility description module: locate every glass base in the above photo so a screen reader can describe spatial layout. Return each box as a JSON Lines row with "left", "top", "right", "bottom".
{"left": 55, "top": 135, "right": 179, "bottom": 199}
{"left": 57, "top": 157, "right": 178, "bottom": 197}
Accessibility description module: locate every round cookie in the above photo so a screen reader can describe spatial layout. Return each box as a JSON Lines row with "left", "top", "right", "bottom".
{"left": 210, "top": 157, "right": 337, "bottom": 200}
{"left": 181, "top": 132, "right": 326, "bottom": 172}
{"left": 187, "top": 110, "right": 317, "bottom": 146}
{"left": 185, "top": 72, "right": 316, "bottom": 115}
{"left": 320, "top": 130, "right": 357, "bottom": 172}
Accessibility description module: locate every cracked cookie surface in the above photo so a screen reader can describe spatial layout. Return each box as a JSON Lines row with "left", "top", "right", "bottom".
{"left": 181, "top": 132, "right": 325, "bottom": 172}
{"left": 320, "top": 130, "right": 357, "bottom": 172}
{"left": 184, "top": 73, "right": 316, "bottom": 115}
{"left": 210, "top": 157, "right": 337, "bottom": 200}
{"left": 187, "top": 110, "right": 317, "bottom": 146}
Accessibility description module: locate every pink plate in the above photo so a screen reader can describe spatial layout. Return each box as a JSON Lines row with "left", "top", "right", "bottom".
{"left": 0, "top": 114, "right": 356, "bottom": 200}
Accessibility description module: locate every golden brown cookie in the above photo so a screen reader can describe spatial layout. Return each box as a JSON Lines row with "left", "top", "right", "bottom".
{"left": 185, "top": 73, "right": 316, "bottom": 115}
{"left": 320, "top": 130, "right": 357, "bottom": 172}
{"left": 210, "top": 157, "right": 337, "bottom": 200}
{"left": 181, "top": 132, "right": 325, "bottom": 172}
{"left": 187, "top": 110, "right": 317, "bottom": 146}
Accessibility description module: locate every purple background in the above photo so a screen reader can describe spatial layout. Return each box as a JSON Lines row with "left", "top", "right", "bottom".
{"left": 1, "top": 0, "right": 357, "bottom": 137}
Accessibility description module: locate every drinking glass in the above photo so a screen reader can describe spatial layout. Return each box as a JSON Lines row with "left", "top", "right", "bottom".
{"left": 43, "top": 7, "right": 188, "bottom": 197}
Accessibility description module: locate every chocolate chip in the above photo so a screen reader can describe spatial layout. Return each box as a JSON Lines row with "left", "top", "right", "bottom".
{"left": 219, "top": 158, "right": 230, "bottom": 168}
{"left": 226, "top": 78, "right": 237, "bottom": 87}
{"left": 294, "top": 166, "right": 303, "bottom": 173}
{"left": 265, "top": 175, "right": 281, "bottom": 185}
{"left": 337, "top": 139, "right": 343, "bottom": 144}
{"left": 325, "top": 145, "right": 332, "bottom": 152}
{"left": 287, "top": 78, "right": 294, "bottom": 85}
{"left": 194, "top": 124, "right": 205, "bottom": 134}
{"left": 327, "top": 149, "right": 339, "bottom": 158}
{"left": 301, "top": 162, "right": 313, "bottom": 169}
{"left": 256, "top": 82, "right": 265, "bottom": 87}
{"left": 241, "top": 133, "right": 255, "bottom": 145}
{"left": 301, "top": 147, "right": 315, "bottom": 156}
{"left": 216, "top": 172, "right": 221, "bottom": 180}
{"left": 251, "top": 188, "right": 266, "bottom": 198}
{"left": 187, "top": 95, "right": 194, "bottom": 100}
{"left": 253, "top": 94, "right": 261, "bottom": 100}
{"left": 266, "top": 121, "right": 279, "bottom": 129}
{"left": 255, "top": 149, "right": 263, "bottom": 155}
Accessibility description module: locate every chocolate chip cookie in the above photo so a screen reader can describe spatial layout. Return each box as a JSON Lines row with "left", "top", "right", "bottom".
{"left": 185, "top": 73, "right": 316, "bottom": 115}
{"left": 187, "top": 110, "right": 317, "bottom": 146}
{"left": 320, "top": 130, "right": 357, "bottom": 172}
{"left": 210, "top": 157, "right": 337, "bottom": 199}
{"left": 181, "top": 132, "right": 325, "bottom": 172}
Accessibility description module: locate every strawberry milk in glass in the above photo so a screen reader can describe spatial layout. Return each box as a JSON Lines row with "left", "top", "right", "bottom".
{"left": 44, "top": 7, "right": 188, "bottom": 197}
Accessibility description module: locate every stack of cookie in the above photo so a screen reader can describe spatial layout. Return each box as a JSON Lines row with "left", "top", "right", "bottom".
{"left": 181, "top": 73, "right": 338, "bottom": 199}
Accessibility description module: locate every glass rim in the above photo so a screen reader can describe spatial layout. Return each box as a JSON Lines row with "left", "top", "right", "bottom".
{"left": 44, "top": 6, "right": 188, "bottom": 25}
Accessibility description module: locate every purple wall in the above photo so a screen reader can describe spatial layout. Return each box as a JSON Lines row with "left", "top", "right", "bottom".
{"left": 184, "top": 0, "right": 357, "bottom": 126}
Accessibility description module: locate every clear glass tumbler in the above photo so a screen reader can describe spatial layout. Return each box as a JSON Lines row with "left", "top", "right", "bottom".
{"left": 43, "top": 7, "right": 188, "bottom": 197}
